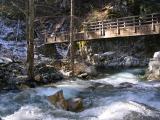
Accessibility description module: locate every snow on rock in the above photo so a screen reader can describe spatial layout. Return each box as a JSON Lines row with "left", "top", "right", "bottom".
{"left": 0, "top": 19, "right": 26, "bottom": 61}
{"left": 153, "top": 51, "right": 160, "bottom": 60}
{"left": 147, "top": 51, "right": 160, "bottom": 80}
{"left": 0, "top": 57, "right": 12, "bottom": 64}
{"left": 0, "top": 39, "right": 27, "bottom": 61}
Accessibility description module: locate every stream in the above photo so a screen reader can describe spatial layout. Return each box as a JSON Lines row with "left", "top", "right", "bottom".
{"left": 1, "top": 68, "right": 160, "bottom": 120}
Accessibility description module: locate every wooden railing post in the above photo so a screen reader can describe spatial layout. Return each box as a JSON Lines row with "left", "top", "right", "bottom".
{"left": 102, "top": 21, "right": 104, "bottom": 36}
{"left": 151, "top": 14, "right": 155, "bottom": 31}
{"left": 133, "top": 17, "right": 136, "bottom": 33}
{"left": 124, "top": 21, "right": 126, "bottom": 28}
{"left": 99, "top": 22, "right": 101, "bottom": 36}
{"left": 117, "top": 19, "right": 120, "bottom": 35}
{"left": 83, "top": 22, "right": 87, "bottom": 39}
{"left": 139, "top": 18, "right": 141, "bottom": 26}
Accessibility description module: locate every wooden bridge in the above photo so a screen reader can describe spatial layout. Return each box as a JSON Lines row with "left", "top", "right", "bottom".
{"left": 45, "top": 13, "right": 160, "bottom": 44}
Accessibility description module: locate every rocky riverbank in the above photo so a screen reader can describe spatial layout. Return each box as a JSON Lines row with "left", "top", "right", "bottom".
{"left": 0, "top": 57, "right": 64, "bottom": 92}
{"left": 71, "top": 36, "right": 160, "bottom": 70}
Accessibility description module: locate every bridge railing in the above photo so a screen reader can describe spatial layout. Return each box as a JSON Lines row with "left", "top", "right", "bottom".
{"left": 45, "top": 13, "right": 160, "bottom": 43}
{"left": 84, "top": 13, "right": 160, "bottom": 32}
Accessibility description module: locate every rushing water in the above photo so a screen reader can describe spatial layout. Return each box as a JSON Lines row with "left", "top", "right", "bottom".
{"left": 1, "top": 69, "right": 160, "bottom": 120}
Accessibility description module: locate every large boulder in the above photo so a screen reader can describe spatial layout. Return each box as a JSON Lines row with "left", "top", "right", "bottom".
{"left": 74, "top": 63, "right": 97, "bottom": 78}
{"left": 146, "top": 51, "right": 160, "bottom": 80}
{"left": 35, "top": 63, "right": 63, "bottom": 83}
{"left": 123, "top": 56, "right": 140, "bottom": 67}
{"left": 153, "top": 51, "right": 160, "bottom": 60}
{"left": 0, "top": 62, "right": 27, "bottom": 90}
{"left": 92, "top": 52, "right": 115, "bottom": 64}
{"left": 48, "top": 90, "right": 68, "bottom": 110}
{"left": 48, "top": 90, "right": 84, "bottom": 112}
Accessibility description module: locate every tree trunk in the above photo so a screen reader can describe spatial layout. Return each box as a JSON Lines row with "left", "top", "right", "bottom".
{"left": 26, "top": 0, "right": 29, "bottom": 63}
{"left": 70, "top": 0, "right": 75, "bottom": 76}
{"left": 27, "top": 0, "right": 35, "bottom": 80}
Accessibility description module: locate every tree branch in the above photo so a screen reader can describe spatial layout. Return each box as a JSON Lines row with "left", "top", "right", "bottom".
{"left": 11, "top": 1, "right": 27, "bottom": 16}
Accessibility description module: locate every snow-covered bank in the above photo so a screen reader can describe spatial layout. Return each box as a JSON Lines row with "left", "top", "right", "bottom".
{"left": 0, "top": 39, "right": 27, "bottom": 60}
{"left": 0, "top": 18, "right": 26, "bottom": 61}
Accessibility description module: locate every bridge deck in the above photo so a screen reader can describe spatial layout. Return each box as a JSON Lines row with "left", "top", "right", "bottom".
{"left": 45, "top": 13, "right": 160, "bottom": 44}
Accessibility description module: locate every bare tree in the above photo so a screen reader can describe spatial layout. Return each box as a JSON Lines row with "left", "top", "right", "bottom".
{"left": 70, "top": 0, "right": 75, "bottom": 76}
{"left": 27, "top": 0, "right": 35, "bottom": 80}
{"left": 8, "top": 0, "right": 35, "bottom": 80}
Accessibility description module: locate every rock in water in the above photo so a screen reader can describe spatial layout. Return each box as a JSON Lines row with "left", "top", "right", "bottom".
{"left": 119, "top": 82, "right": 134, "bottom": 88}
{"left": 146, "top": 51, "right": 160, "bottom": 80}
{"left": 153, "top": 51, "right": 160, "bottom": 60}
{"left": 48, "top": 90, "right": 68, "bottom": 110}
{"left": 85, "top": 66, "right": 97, "bottom": 76}
{"left": 67, "top": 98, "right": 83, "bottom": 112}
{"left": 48, "top": 90, "right": 84, "bottom": 112}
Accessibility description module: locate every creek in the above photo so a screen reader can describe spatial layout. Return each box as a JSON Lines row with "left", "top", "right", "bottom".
{"left": 1, "top": 68, "right": 160, "bottom": 120}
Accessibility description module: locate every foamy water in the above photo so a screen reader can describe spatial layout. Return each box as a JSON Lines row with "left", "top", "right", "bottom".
{"left": 92, "top": 72, "right": 139, "bottom": 87}
{"left": 1, "top": 69, "right": 160, "bottom": 120}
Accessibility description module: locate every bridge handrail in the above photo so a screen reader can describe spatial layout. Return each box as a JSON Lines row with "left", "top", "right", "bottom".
{"left": 45, "top": 13, "right": 160, "bottom": 43}
{"left": 84, "top": 13, "right": 160, "bottom": 31}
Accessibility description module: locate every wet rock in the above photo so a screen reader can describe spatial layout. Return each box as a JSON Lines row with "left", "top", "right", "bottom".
{"left": 48, "top": 90, "right": 68, "bottom": 110}
{"left": 90, "top": 83, "right": 114, "bottom": 91}
{"left": 15, "top": 75, "right": 28, "bottom": 83}
{"left": 67, "top": 98, "right": 83, "bottom": 112}
{"left": 14, "top": 91, "right": 31, "bottom": 102}
{"left": 48, "top": 90, "right": 83, "bottom": 112}
{"left": 146, "top": 51, "right": 160, "bottom": 80}
{"left": 92, "top": 52, "right": 115, "bottom": 64}
{"left": 78, "top": 73, "right": 88, "bottom": 78}
{"left": 34, "top": 74, "right": 43, "bottom": 82}
{"left": 74, "top": 63, "right": 88, "bottom": 75}
{"left": 35, "top": 63, "right": 63, "bottom": 83}
{"left": 124, "top": 56, "right": 140, "bottom": 67}
{"left": 119, "top": 82, "right": 134, "bottom": 88}
{"left": 85, "top": 66, "right": 97, "bottom": 76}
{"left": 16, "top": 83, "right": 30, "bottom": 90}
{"left": 43, "top": 72, "right": 63, "bottom": 82}
{"left": 37, "top": 64, "right": 56, "bottom": 74}
{"left": 74, "top": 63, "right": 97, "bottom": 78}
